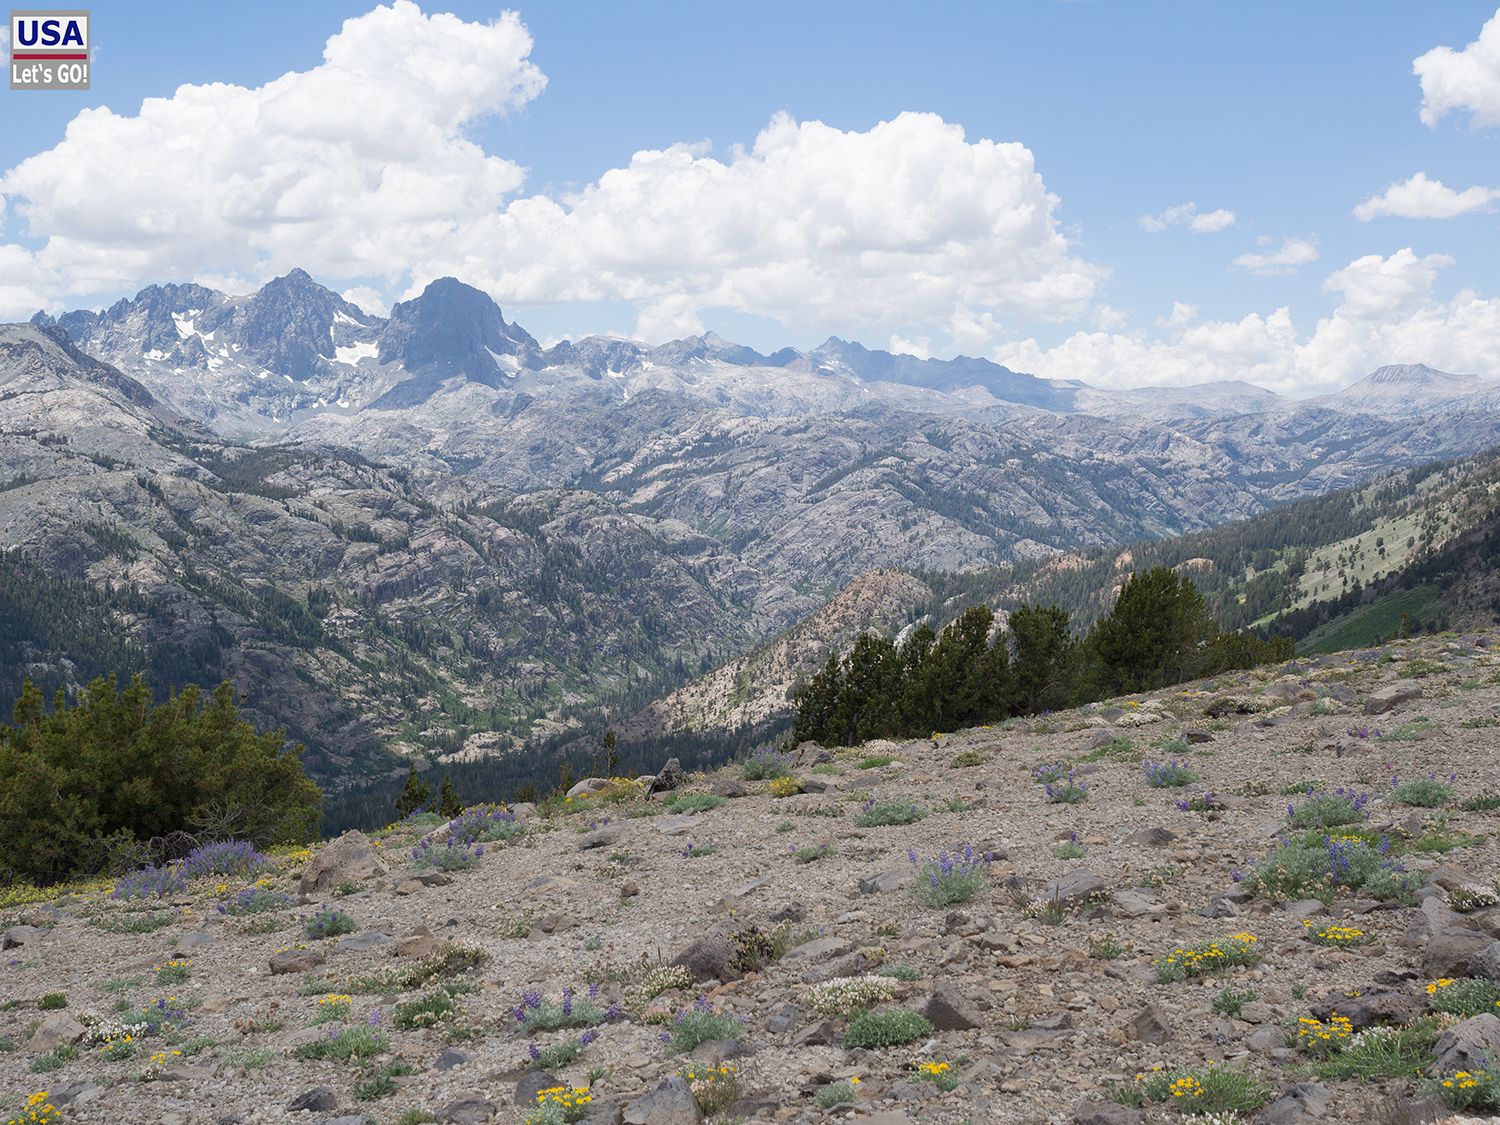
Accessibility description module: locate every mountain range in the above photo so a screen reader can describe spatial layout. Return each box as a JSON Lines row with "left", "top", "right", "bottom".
{"left": 5, "top": 269, "right": 1499, "bottom": 807}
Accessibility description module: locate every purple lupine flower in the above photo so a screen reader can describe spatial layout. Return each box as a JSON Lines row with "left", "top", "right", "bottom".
{"left": 579, "top": 1028, "right": 598, "bottom": 1046}
{"left": 562, "top": 987, "right": 574, "bottom": 1016}
{"left": 529, "top": 1041, "right": 541, "bottom": 1060}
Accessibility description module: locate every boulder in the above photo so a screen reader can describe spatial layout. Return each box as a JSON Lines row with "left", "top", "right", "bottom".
{"left": 647, "top": 758, "right": 687, "bottom": 795}
{"left": 1423, "top": 928, "right": 1493, "bottom": 978}
{"left": 2, "top": 925, "right": 48, "bottom": 949}
{"left": 1125, "top": 827, "right": 1176, "bottom": 847}
{"left": 299, "top": 830, "right": 387, "bottom": 894}
{"left": 566, "top": 778, "right": 612, "bottom": 799}
{"left": 671, "top": 931, "right": 740, "bottom": 982}
{"left": 578, "top": 824, "right": 626, "bottom": 851}
{"left": 288, "top": 1087, "right": 338, "bottom": 1112}
{"left": 1365, "top": 682, "right": 1422, "bottom": 715}
{"left": 27, "top": 1012, "right": 84, "bottom": 1052}
{"left": 1469, "top": 940, "right": 1500, "bottom": 982}
{"left": 1256, "top": 1082, "right": 1332, "bottom": 1125}
{"left": 438, "top": 1097, "right": 497, "bottom": 1125}
{"left": 1432, "top": 1013, "right": 1500, "bottom": 1074}
{"left": 858, "top": 868, "right": 915, "bottom": 895}
{"left": 1127, "top": 1004, "right": 1171, "bottom": 1045}
{"left": 513, "top": 1070, "right": 562, "bottom": 1106}
{"left": 712, "top": 778, "right": 749, "bottom": 799}
{"left": 1311, "top": 991, "right": 1423, "bottom": 1029}
{"left": 1073, "top": 1100, "right": 1144, "bottom": 1125}
{"left": 623, "top": 1076, "right": 701, "bottom": 1125}
{"left": 918, "top": 984, "right": 982, "bottom": 1031}
{"left": 1039, "top": 869, "right": 1109, "bottom": 906}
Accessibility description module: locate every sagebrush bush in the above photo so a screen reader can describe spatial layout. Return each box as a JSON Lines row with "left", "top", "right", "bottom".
{"left": 842, "top": 1009, "right": 934, "bottom": 1049}
{"left": 1286, "top": 788, "right": 1369, "bottom": 829}
{"left": 853, "top": 800, "right": 925, "bottom": 827}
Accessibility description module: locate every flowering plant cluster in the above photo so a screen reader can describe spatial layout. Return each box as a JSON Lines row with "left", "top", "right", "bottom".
{"left": 178, "top": 839, "right": 271, "bottom": 879}
{"left": 110, "top": 865, "right": 188, "bottom": 900}
{"left": 1286, "top": 788, "right": 1369, "bottom": 830}
{"left": 1153, "top": 932, "right": 1259, "bottom": 982}
{"left": 513, "top": 984, "right": 613, "bottom": 1032}
{"left": 742, "top": 744, "right": 790, "bottom": 780}
{"left": 908, "top": 844, "right": 993, "bottom": 907}
{"left": 679, "top": 1062, "right": 739, "bottom": 1115}
{"left": 449, "top": 804, "right": 522, "bottom": 845}
{"left": 1174, "top": 792, "right": 1224, "bottom": 813}
{"left": 1302, "top": 922, "right": 1371, "bottom": 948}
{"left": 625, "top": 965, "right": 693, "bottom": 1014}
{"left": 768, "top": 775, "right": 804, "bottom": 797}
{"left": 216, "top": 885, "right": 296, "bottom": 916}
{"left": 153, "top": 959, "right": 191, "bottom": 985}
{"left": 1295, "top": 1014, "right": 1353, "bottom": 1055}
{"left": 1033, "top": 761, "right": 1071, "bottom": 784}
{"left": 806, "top": 975, "right": 900, "bottom": 1018}
{"left": 1240, "top": 830, "right": 1419, "bottom": 903}
{"left": 1427, "top": 1068, "right": 1500, "bottom": 1113}
{"left": 5, "top": 1092, "right": 60, "bottom": 1125}
{"left": 1449, "top": 883, "right": 1500, "bottom": 913}
{"left": 1143, "top": 759, "right": 1198, "bottom": 788}
{"left": 410, "top": 836, "right": 483, "bottom": 871}
{"left": 525, "top": 1086, "right": 594, "bottom": 1125}
{"left": 911, "top": 1059, "right": 958, "bottom": 1091}
{"left": 303, "top": 906, "right": 357, "bottom": 940}
{"left": 663, "top": 996, "right": 744, "bottom": 1054}
{"left": 1044, "top": 772, "right": 1088, "bottom": 804}
{"left": 854, "top": 799, "right": 925, "bottom": 827}
{"left": 314, "top": 993, "right": 352, "bottom": 1023}
{"left": 1427, "top": 977, "right": 1500, "bottom": 1018}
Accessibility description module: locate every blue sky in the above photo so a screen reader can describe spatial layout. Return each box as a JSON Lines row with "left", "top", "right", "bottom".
{"left": 2, "top": 2, "right": 1499, "bottom": 392}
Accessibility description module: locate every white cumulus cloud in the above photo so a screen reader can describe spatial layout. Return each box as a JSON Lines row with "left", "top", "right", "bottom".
{"left": 1415, "top": 7, "right": 1500, "bottom": 128}
{"left": 1353, "top": 171, "right": 1498, "bottom": 220}
{"left": 1138, "top": 202, "right": 1237, "bottom": 234}
{"left": 419, "top": 110, "right": 1103, "bottom": 343}
{"left": 995, "top": 248, "right": 1500, "bottom": 395}
{"left": 1232, "top": 237, "right": 1319, "bottom": 276}
{"left": 0, "top": 1, "right": 545, "bottom": 312}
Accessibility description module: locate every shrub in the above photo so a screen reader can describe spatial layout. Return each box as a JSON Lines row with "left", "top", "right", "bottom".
{"left": 858, "top": 754, "right": 896, "bottom": 769}
{"left": 908, "top": 845, "right": 992, "bottom": 907}
{"left": 1390, "top": 774, "right": 1455, "bottom": 808}
{"left": 1123, "top": 1065, "right": 1271, "bottom": 1115}
{"left": 110, "top": 865, "right": 187, "bottom": 900}
{"left": 153, "top": 959, "right": 191, "bottom": 985}
{"left": 792, "top": 843, "right": 833, "bottom": 863}
{"left": 1032, "top": 761, "right": 1070, "bottom": 784}
{"left": 354, "top": 1060, "right": 416, "bottom": 1101}
{"left": 178, "top": 840, "right": 270, "bottom": 880}
{"left": 1143, "top": 759, "right": 1198, "bottom": 788}
{"left": 217, "top": 886, "right": 295, "bottom": 916}
{"left": 1427, "top": 977, "right": 1500, "bottom": 1018}
{"left": 1241, "top": 831, "right": 1419, "bottom": 903}
{"left": 304, "top": 907, "right": 357, "bottom": 940}
{"left": 1313, "top": 1020, "right": 1440, "bottom": 1081}
{"left": 625, "top": 965, "right": 693, "bottom": 1013}
{"left": 448, "top": 804, "right": 522, "bottom": 845}
{"left": 408, "top": 838, "right": 482, "bottom": 872}
{"left": 1212, "top": 987, "right": 1256, "bottom": 1018}
{"left": 665, "top": 997, "right": 743, "bottom": 1053}
{"left": 36, "top": 993, "right": 66, "bottom": 1010}
{"left": 679, "top": 1062, "right": 739, "bottom": 1116}
{"left": 395, "top": 990, "right": 460, "bottom": 1030}
{"left": 949, "top": 750, "right": 983, "bottom": 768}
{"left": 513, "top": 986, "right": 607, "bottom": 1033}
{"left": 853, "top": 800, "right": 925, "bottom": 828}
{"left": 807, "top": 976, "right": 900, "bottom": 1017}
{"left": 1044, "top": 775, "right": 1088, "bottom": 804}
{"left": 741, "top": 745, "right": 789, "bottom": 781}
{"left": 292, "top": 1024, "right": 389, "bottom": 1062}
{"left": 1154, "top": 932, "right": 1260, "bottom": 981}
{"left": 1461, "top": 792, "right": 1500, "bottom": 811}
{"left": 874, "top": 962, "right": 921, "bottom": 981}
{"left": 815, "top": 1081, "right": 858, "bottom": 1109}
{"left": 0, "top": 676, "right": 320, "bottom": 887}
{"left": 1449, "top": 883, "right": 1500, "bottom": 913}
{"left": 1088, "top": 933, "right": 1126, "bottom": 960}
{"left": 768, "top": 776, "right": 804, "bottom": 798}
{"left": 1287, "top": 788, "right": 1369, "bottom": 829}
{"left": 843, "top": 1009, "right": 934, "bottom": 1049}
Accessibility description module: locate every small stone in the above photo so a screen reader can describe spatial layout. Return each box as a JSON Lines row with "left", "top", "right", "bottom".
{"left": 919, "top": 984, "right": 982, "bottom": 1031}
{"left": 438, "top": 1096, "right": 497, "bottom": 1125}
{"left": 288, "top": 1087, "right": 337, "bottom": 1112}
{"left": 1125, "top": 827, "right": 1176, "bottom": 847}
{"left": 1126, "top": 1003, "right": 1171, "bottom": 1045}
{"left": 270, "top": 948, "right": 325, "bottom": 975}
{"left": 858, "top": 868, "right": 915, "bottom": 895}
{"left": 434, "top": 1047, "right": 470, "bottom": 1071}
{"left": 1073, "top": 1099, "right": 1143, "bottom": 1125}
{"left": 514, "top": 1071, "right": 561, "bottom": 1106}
{"left": 712, "top": 778, "right": 749, "bottom": 798}
{"left": 579, "top": 824, "right": 626, "bottom": 851}
{"left": 27, "top": 1012, "right": 85, "bottom": 1052}
{"left": 334, "top": 932, "right": 392, "bottom": 955}
{"left": 1257, "top": 1081, "right": 1332, "bottom": 1125}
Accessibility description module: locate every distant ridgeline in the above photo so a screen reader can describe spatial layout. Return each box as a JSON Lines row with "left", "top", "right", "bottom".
{"left": 793, "top": 566, "right": 1290, "bottom": 747}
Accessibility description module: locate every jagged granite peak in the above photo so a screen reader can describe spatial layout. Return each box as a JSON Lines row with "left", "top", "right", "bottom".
{"left": 2, "top": 321, "right": 160, "bottom": 410}
{"left": 207, "top": 268, "right": 380, "bottom": 381}
{"left": 376, "top": 277, "right": 539, "bottom": 384}
{"left": 646, "top": 331, "right": 782, "bottom": 369}
{"left": 542, "top": 335, "right": 647, "bottom": 380}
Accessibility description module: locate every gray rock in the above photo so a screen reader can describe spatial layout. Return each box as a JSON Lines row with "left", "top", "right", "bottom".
{"left": 1256, "top": 1082, "right": 1332, "bottom": 1125}
{"left": 1310, "top": 991, "right": 1423, "bottom": 1029}
{"left": 622, "top": 1076, "right": 702, "bottom": 1125}
{"left": 655, "top": 815, "right": 697, "bottom": 837}
{"left": 671, "top": 931, "right": 740, "bottom": 982}
{"left": 779, "top": 936, "right": 849, "bottom": 963}
{"left": 1365, "top": 682, "right": 1422, "bottom": 715}
{"left": 438, "top": 1097, "right": 497, "bottom": 1124}
{"left": 288, "top": 1087, "right": 338, "bottom": 1112}
{"left": 580, "top": 1100, "right": 624, "bottom": 1125}
{"left": 711, "top": 778, "right": 749, "bottom": 798}
{"left": 766, "top": 1004, "right": 801, "bottom": 1034}
{"left": 1073, "top": 1099, "right": 1144, "bottom": 1125}
{"left": 578, "top": 823, "right": 626, "bottom": 850}
{"left": 1432, "top": 1013, "right": 1500, "bottom": 1074}
{"left": 434, "top": 1047, "right": 470, "bottom": 1071}
{"left": 333, "top": 932, "right": 392, "bottom": 955}
{"left": 1125, "top": 827, "right": 1176, "bottom": 847}
{"left": 322, "top": 1118, "right": 370, "bottom": 1125}
{"left": 1280, "top": 899, "right": 1327, "bottom": 921}
{"left": 1183, "top": 730, "right": 1214, "bottom": 744}
{"left": 514, "top": 1071, "right": 561, "bottom": 1106}
{"left": 858, "top": 868, "right": 915, "bottom": 895}
{"left": 647, "top": 758, "right": 687, "bottom": 795}
{"left": 27, "top": 1012, "right": 85, "bottom": 1052}
{"left": 1110, "top": 889, "right": 1162, "bottom": 918}
{"left": 299, "top": 830, "right": 388, "bottom": 894}
{"left": 177, "top": 931, "right": 216, "bottom": 951}
{"left": 1039, "top": 869, "right": 1109, "bottom": 906}
{"left": 1423, "top": 927, "right": 1493, "bottom": 978}
{"left": 1469, "top": 939, "right": 1500, "bottom": 981}
{"left": 1247, "top": 1025, "right": 1285, "bottom": 1053}
{"left": 1127, "top": 1003, "right": 1171, "bottom": 1045}
{"left": 918, "top": 984, "right": 982, "bottom": 1031}
{"left": 1, "top": 924, "right": 47, "bottom": 949}
{"left": 270, "top": 948, "right": 326, "bottom": 975}
{"left": 566, "top": 777, "right": 611, "bottom": 799}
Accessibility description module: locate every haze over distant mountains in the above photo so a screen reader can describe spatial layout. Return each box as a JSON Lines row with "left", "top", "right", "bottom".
{"left": 5, "top": 268, "right": 1499, "bottom": 787}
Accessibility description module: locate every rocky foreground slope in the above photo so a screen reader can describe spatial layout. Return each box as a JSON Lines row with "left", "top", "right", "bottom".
{"left": 5, "top": 632, "right": 1500, "bottom": 1125}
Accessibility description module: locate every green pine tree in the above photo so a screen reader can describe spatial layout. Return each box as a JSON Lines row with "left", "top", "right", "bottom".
{"left": 438, "top": 775, "right": 462, "bottom": 818}
{"left": 393, "top": 762, "right": 430, "bottom": 820}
